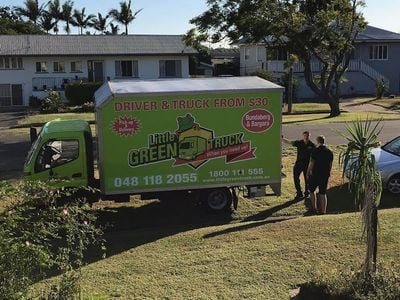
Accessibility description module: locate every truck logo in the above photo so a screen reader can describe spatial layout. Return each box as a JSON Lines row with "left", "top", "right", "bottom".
{"left": 128, "top": 114, "right": 256, "bottom": 169}
{"left": 112, "top": 116, "right": 141, "bottom": 136}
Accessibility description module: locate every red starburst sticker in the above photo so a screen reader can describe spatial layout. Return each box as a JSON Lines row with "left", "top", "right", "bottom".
{"left": 112, "top": 116, "right": 140, "bottom": 136}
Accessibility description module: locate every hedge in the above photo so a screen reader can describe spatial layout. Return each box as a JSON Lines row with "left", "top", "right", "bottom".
{"left": 65, "top": 82, "right": 103, "bottom": 105}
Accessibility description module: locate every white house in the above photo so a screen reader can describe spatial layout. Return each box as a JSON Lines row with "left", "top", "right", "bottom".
{"left": 239, "top": 26, "right": 400, "bottom": 98}
{"left": 0, "top": 35, "right": 197, "bottom": 107}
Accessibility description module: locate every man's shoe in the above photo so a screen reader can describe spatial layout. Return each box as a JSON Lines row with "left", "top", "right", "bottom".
{"left": 304, "top": 191, "right": 310, "bottom": 198}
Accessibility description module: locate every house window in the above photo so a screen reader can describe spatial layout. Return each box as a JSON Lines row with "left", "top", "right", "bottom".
{"left": 267, "top": 49, "right": 288, "bottom": 61}
{"left": 245, "top": 48, "right": 251, "bottom": 60}
{"left": 53, "top": 62, "right": 65, "bottom": 73}
{"left": 115, "top": 60, "right": 139, "bottom": 77}
{"left": 36, "top": 62, "right": 48, "bottom": 73}
{"left": 369, "top": 45, "right": 388, "bottom": 60}
{"left": 71, "top": 61, "right": 82, "bottom": 72}
{"left": 0, "top": 84, "right": 23, "bottom": 106}
{"left": 159, "top": 60, "right": 182, "bottom": 78}
{"left": 0, "top": 57, "right": 23, "bottom": 69}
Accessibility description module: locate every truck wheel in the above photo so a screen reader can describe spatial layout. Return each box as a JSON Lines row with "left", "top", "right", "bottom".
{"left": 202, "top": 188, "right": 232, "bottom": 212}
{"left": 387, "top": 175, "right": 400, "bottom": 194}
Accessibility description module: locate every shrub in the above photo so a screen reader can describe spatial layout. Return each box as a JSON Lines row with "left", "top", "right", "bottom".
{"left": 299, "top": 267, "right": 400, "bottom": 300}
{"left": 375, "top": 79, "right": 387, "bottom": 99}
{"left": 0, "top": 181, "right": 104, "bottom": 299}
{"left": 29, "top": 96, "right": 42, "bottom": 108}
{"left": 65, "top": 82, "right": 103, "bottom": 106}
{"left": 40, "top": 90, "right": 63, "bottom": 114}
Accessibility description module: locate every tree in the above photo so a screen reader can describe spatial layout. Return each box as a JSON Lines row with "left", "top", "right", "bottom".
{"left": 340, "top": 119, "right": 382, "bottom": 280}
{"left": 47, "top": 0, "right": 62, "bottom": 34}
{"left": 71, "top": 7, "right": 95, "bottom": 35}
{"left": 107, "top": 22, "right": 120, "bottom": 35}
{"left": 0, "top": 5, "right": 44, "bottom": 34}
{"left": 109, "top": 0, "right": 142, "bottom": 35}
{"left": 39, "top": 10, "right": 56, "bottom": 33}
{"left": 61, "top": 0, "right": 74, "bottom": 34}
{"left": 92, "top": 13, "right": 108, "bottom": 34}
{"left": 190, "top": 0, "right": 366, "bottom": 117}
{"left": 14, "top": 0, "right": 46, "bottom": 24}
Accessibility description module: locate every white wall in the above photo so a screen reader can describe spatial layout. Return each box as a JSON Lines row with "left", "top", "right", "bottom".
{"left": 0, "top": 55, "right": 190, "bottom": 106}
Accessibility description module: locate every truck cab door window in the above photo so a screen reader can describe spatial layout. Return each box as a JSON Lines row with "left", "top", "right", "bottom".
{"left": 35, "top": 140, "right": 79, "bottom": 172}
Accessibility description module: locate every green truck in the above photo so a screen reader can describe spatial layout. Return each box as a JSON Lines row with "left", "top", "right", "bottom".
{"left": 24, "top": 77, "right": 283, "bottom": 211}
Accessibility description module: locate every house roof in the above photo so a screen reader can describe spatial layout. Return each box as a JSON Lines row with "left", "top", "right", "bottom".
{"left": 0, "top": 35, "right": 197, "bottom": 56}
{"left": 237, "top": 25, "right": 400, "bottom": 45}
{"left": 356, "top": 25, "right": 400, "bottom": 42}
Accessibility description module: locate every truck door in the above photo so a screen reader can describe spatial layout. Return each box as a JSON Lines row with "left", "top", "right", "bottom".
{"left": 34, "top": 139, "right": 87, "bottom": 188}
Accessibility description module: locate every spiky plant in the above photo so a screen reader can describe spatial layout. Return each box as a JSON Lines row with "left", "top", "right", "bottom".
{"left": 109, "top": 0, "right": 142, "bottom": 35}
{"left": 340, "top": 118, "right": 382, "bottom": 280}
{"left": 14, "top": 0, "right": 46, "bottom": 24}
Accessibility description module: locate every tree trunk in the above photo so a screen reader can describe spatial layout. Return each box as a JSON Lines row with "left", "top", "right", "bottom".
{"left": 125, "top": 25, "right": 128, "bottom": 35}
{"left": 363, "top": 202, "right": 378, "bottom": 279}
{"left": 328, "top": 98, "right": 340, "bottom": 117}
{"left": 287, "top": 67, "right": 293, "bottom": 114}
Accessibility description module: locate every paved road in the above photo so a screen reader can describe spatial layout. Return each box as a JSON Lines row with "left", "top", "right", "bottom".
{"left": 1, "top": 113, "right": 400, "bottom": 180}
{"left": 283, "top": 119, "right": 400, "bottom": 145}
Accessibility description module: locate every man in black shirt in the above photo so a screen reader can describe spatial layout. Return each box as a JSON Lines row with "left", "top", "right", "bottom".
{"left": 283, "top": 131, "right": 316, "bottom": 199}
{"left": 307, "top": 135, "right": 334, "bottom": 214}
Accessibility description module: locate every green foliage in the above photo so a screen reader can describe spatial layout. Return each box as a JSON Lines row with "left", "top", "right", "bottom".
{"left": 300, "top": 267, "right": 400, "bottom": 300}
{"left": 375, "top": 79, "right": 387, "bottom": 100}
{"left": 0, "top": 6, "right": 45, "bottom": 34}
{"left": 339, "top": 119, "right": 383, "bottom": 208}
{"left": 250, "top": 69, "right": 277, "bottom": 83}
{"left": 109, "top": 0, "right": 142, "bottom": 34}
{"left": 29, "top": 95, "right": 43, "bottom": 108}
{"left": 65, "top": 82, "right": 102, "bottom": 105}
{"left": 0, "top": 181, "right": 104, "bottom": 299}
{"left": 70, "top": 102, "right": 95, "bottom": 113}
{"left": 41, "top": 90, "right": 63, "bottom": 114}
{"left": 190, "top": 0, "right": 367, "bottom": 117}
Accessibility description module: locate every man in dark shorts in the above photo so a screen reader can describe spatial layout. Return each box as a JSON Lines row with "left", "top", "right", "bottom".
{"left": 307, "top": 135, "right": 334, "bottom": 214}
{"left": 283, "top": 131, "right": 316, "bottom": 200}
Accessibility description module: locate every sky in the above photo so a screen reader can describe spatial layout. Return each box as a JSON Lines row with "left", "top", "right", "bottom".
{"left": 1, "top": 0, "right": 400, "bottom": 35}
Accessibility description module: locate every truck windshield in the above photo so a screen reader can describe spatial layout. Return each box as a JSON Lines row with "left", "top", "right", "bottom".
{"left": 24, "top": 134, "right": 42, "bottom": 166}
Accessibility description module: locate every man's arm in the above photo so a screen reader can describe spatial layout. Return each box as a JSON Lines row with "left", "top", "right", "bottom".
{"left": 282, "top": 137, "right": 295, "bottom": 146}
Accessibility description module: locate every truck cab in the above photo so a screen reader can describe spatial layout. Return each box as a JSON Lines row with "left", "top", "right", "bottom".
{"left": 24, "top": 119, "right": 94, "bottom": 189}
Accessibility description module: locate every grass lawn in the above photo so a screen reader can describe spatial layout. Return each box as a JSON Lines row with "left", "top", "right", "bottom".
{"left": 283, "top": 111, "right": 400, "bottom": 125}
{"left": 17, "top": 112, "right": 95, "bottom": 127}
{"left": 284, "top": 103, "right": 331, "bottom": 114}
{"left": 27, "top": 146, "right": 400, "bottom": 299}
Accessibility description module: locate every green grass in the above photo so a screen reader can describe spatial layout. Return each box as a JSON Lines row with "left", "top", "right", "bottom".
{"left": 17, "top": 112, "right": 95, "bottom": 127}
{"left": 27, "top": 146, "right": 400, "bottom": 299}
{"left": 283, "top": 111, "right": 400, "bottom": 125}
{"left": 372, "top": 98, "right": 400, "bottom": 109}
{"left": 31, "top": 209, "right": 400, "bottom": 299}
{"left": 285, "top": 103, "right": 331, "bottom": 114}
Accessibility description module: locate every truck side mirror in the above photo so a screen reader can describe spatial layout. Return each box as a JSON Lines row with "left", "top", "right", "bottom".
{"left": 30, "top": 127, "right": 38, "bottom": 144}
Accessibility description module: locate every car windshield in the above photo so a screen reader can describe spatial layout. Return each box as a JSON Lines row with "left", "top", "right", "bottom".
{"left": 382, "top": 137, "right": 400, "bottom": 156}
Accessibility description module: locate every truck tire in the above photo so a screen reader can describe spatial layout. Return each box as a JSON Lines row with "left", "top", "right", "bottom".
{"left": 202, "top": 188, "right": 232, "bottom": 212}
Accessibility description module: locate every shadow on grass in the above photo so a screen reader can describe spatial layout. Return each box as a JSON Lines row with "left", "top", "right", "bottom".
{"left": 283, "top": 115, "right": 331, "bottom": 125}
{"left": 87, "top": 196, "right": 235, "bottom": 261}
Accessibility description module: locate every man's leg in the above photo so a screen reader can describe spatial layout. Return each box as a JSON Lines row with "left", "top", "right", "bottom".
{"left": 318, "top": 194, "right": 327, "bottom": 214}
{"left": 317, "top": 177, "right": 329, "bottom": 214}
{"left": 308, "top": 177, "right": 317, "bottom": 212}
{"left": 293, "top": 164, "right": 303, "bottom": 198}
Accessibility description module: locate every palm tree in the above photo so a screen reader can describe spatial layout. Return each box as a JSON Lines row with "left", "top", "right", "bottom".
{"left": 39, "top": 11, "right": 56, "bottom": 33}
{"left": 340, "top": 118, "right": 383, "bottom": 280}
{"left": 71, "top": 8, "right": 95, "bottom": 35}
{"left": 108, "top": 22, "right": 120, "bottom": 35}
{"left": 47, "top": 0, "right": 62, "bottom": 34}
{"left": 61, "top": 0, "right": 74, "bottom": 34}
{"left": 15, "top": 0, "right": 47, "bottom": 24}
{"left": 109, "top": 0, "right": 142, "bottom": 35}
{"left": 92, "top": 13, "right": 108, "bottom": 34}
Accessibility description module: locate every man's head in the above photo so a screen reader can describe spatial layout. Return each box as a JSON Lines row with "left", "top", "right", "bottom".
{"left": 302, "top": 131, "right": 310, "bottom": 142}
{"left": 316, "top": 135, "right": 325, "bottom": 145}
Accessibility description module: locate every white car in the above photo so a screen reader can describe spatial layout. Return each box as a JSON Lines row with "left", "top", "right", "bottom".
{"left": 372, "top": 136, "right": 400, "bottom": 194}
